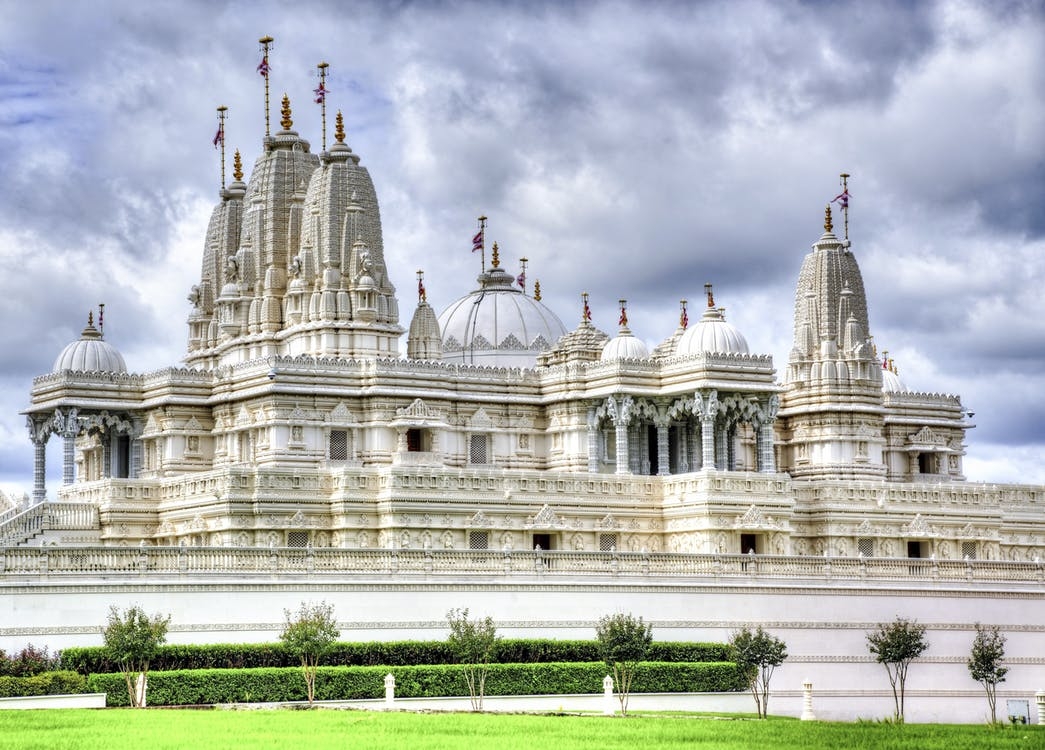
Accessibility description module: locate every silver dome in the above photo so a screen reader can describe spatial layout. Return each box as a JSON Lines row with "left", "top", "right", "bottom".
{"left": 52, "top": 316, "right": 128, "bottom": 373}
{"left": 676, "top": 305, "right": 749, "bottom": 356}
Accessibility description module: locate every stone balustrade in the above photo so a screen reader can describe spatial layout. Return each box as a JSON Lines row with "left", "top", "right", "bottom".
{"left": 0, "top": 502, "right": 98, "bottom": 547}
{"left": 0, "top": 546, "right": 1042, "bottom": 584}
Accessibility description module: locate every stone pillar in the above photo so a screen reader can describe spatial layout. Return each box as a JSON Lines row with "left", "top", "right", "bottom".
{"left": 587, "top": 409, "right": 600, "bottom": 473}
{"left": 614, "top": 423, "right": 629, "bottom": 475}
{"left": 603, "top": 675, "right": 615, "bottom": 715}
{"left": 102, "top": 435, "right": 112, "bottom": 479}
{"left": 800, "top": 678, "right": 816, "bottom": 720}
{"left": 715, "top": 425, "right": 727, "bottom": 470}
{"left": 656, "top": 422, "right": 669, "bottom": 475}
{"left": 130, "top": 419, "right": 143, "bottom": 479}
{"left": 384, "top": 673, "right": 395, "bottom": 708}
{"left": 1036, "top": 691, "right": 1045, "bottom": 725}
{"left": 32, "top": 437, "right": 47, "bottom": 504}
{"left": 726, "top": 426, "right": 736, "bottom": 470}
{"left": 62, "top": 432, "right": 76, "bottom": 485}
{"left": 758, "top": 424, "right": 777, "bottom": 473}
{"left": 678, "top": 429, "right": 689, "bottom": 473}
{"left": 701, "top": 417, "right": 715, "bottom": 470}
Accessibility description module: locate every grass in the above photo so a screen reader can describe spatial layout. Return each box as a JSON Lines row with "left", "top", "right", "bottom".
{"left": 0, "top": 709, "right": 1041, "bottom": 750}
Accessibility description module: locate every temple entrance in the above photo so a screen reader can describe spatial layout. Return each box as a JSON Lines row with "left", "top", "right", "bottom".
{"left": 533, "top": 533, "right": 554, "bottom": 551}
{"left": 740, "top": 533, "right": 760, "bottom": 554}
{"left": 646, "top": 425, "right": 658, "bottom": 475}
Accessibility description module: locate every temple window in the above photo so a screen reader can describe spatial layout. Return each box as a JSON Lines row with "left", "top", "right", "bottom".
{"left": 858, "top": 538, "right": 874, "bottom": 557}
{"left": 599, "top": 533, "right": 619, "bottom": 552}
{"left": 469, "top": 433, "right": 490, "bottom": 465}
{"left": 469, "top": 531, "right": 489, "bottom": 550}
{"left": 329, "top": 430, "right": 349, "bottom": 461}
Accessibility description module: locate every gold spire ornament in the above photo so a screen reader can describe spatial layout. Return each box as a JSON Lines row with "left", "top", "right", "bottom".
{"left": 490, "top": 241, "right": 500, "bottom": 269}
{"left": 534, "top": 280, "right": 542, "bottom": 301}
{"left": 280, "top": 94, "right": 293, "bottom": 131}
{"left": 824, "top": 205, "right": 833, "bottom": 234}
{"left": 233, "top": 150, "right": 243, "bottom": 181}
{"left": 335, "top": 111, "right": 346, "bottom": 144}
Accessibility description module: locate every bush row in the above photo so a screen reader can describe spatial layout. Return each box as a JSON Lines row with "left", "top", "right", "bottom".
{"left": 62, "top": 639, "right": 732, "bottom": 675}
{"left": 89, "top": 661, "right": 746, "bottom": 707}
{"left": 0, "top": 671, "right": 87, "bottom": 698}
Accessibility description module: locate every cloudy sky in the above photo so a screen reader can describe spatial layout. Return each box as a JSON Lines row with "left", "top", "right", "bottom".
{"left": 1, "top": 0, "right": 1043, "bottom": 497}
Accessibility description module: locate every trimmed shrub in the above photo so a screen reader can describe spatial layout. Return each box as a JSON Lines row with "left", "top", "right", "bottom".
{"left": 87, "top": 661, "right": 745, "bottom": 707}
{"left": 62, "top": 639, "right": 731, "bottom": 675}
{"left": 0, "top": 645, "right": 60, "bottom": 677}
{"left": 0, "top": 671, "right": 87, "bottom": 697}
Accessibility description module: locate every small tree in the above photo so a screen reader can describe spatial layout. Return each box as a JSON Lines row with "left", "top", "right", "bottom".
{"left": 968, "top": 623, "right": 1008, "bottom": 724}
{"left": 594, "top": 612, "right": 653, "bottom": 715}
{"left": 446, "top": 608, "right": 499, "bottom": 710}
{"left": 867, "top": 616, "right": 928, "bottom": 722}
{"left": 280, "top": 601, "right": 340, "bottom": 705}
{"left": 729, "top": 626, "right": 787, "bottom": 718}
{"left": 102, "top": 605, "right": 170, "bottom": 708}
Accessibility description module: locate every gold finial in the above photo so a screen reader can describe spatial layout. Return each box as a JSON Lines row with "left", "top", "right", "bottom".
{"left": 87, "top": 311, "right": 94, "bottom": 326}
{"left": 280, "top": 94, "right": 293, "bottom": 131}
{"left": 491, "top": 241, "right": 500, "bottom": 268}
{"left": 704, "top": 283, "right": 715, "bottom": 308}
{"left": 335, "top": 111, "right": 345, "bottom": 143}
{"left": 824, "top": 204, "right": 833, "bottom": 233}
{"left": 233, "top": 150, "right": 243, "bottom": 181}
{"left": 534, "top": 280, "right": 542, "bottom": 301}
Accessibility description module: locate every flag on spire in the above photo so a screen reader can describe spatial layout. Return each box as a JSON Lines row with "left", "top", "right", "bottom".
{"left": 418, "top": 277, "right": 426, "bottom": 301}
{"left": 831, "top": 189, "right": 849, "bottom": 209}
{"left": 516, "top": 271, "right": 526, "bottom": 289}
{"left": 618, "top": 301, "right": 628, "bottom": 327}
{"left": 680, "top": 301, "right": 689, "bottom": 328}
{"left": 582, "top": 294, "right": 592, "bottom": 322}
{"left": 257, "top": 55, "right": 270, "bottom": 78}
{"left": 472, "top": 229, "right": 483, "bottom": 253}
{"left": 212, "top": 123, "right": 224, "bottom": 149}
{"left": 314, "top": 82, "right": 326, "bottom": 104}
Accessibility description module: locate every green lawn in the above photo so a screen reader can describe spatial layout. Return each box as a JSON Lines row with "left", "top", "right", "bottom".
{"left": 0, "top": 709, "right": 1040, "bottom": 750}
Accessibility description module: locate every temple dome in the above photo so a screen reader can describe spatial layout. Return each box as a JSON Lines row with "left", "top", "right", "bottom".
{"left": 676, "top": 305, "right": 749, "bottom": 355}
{"left": 439, "top": 266, "right": 567, "bottom": 368}
{"left": 601, "top": 325, "right": 649, "bottom": 360}
{"left": 52, "top": 315, "right": 127, "bottom": 373}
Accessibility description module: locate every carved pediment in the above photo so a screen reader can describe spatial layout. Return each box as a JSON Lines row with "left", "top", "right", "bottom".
{"left": 468, "top": 407, "right": 494, "bottom": 430}
{"left": 289, "top": 406, "right": 308, "bottom": 422}
{"left": 499, "top": 333, "right": 524, "bottom": 350}
{"left": 235, "top": 406, "right": 251, "bottom": 428}
{"left": 469, "top": 511, "right": 493, "bottom": 528}
{"left": 184, "top": 416, "right": 204, "bottom": 432}
{"left": 908, "top": 426, "right": 946, "bottom": 447}
{"left": 903, "top": 513, "right": 932, "bottom": 536}
{"left": 329, "top": 402, "right": 359, "bottom": 426}
{"left": 734, "top": 504, "right": 779, "bottom": 530}
{"left": 855, "top": 519, "right": 875, "bottom": 535}
{"left": 396, "top": 398, "right": 441, "bottom": 420}
{"left": 527, "top": 504, "right": 566, "bottom": 529}
{"left": 597, "top": 513, "right": 619, "bottom": 530}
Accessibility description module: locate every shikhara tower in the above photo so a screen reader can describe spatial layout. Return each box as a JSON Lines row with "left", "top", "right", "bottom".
{"left": 19, "top": 44, "right": 1001, "bottom": 567}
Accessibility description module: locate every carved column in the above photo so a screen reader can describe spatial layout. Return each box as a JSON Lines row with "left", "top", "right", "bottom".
{"left": 758, "top": 395, "right": 779, "bottom": 474}
{"left": 700, "top": 418, "right": 715, "bottom": 470}
{"left": 130, "top": 418, "right": 143, "bottom": 479}
{"left": 726, "top": 425, "right": 736, "bottom": 470}
{"left": 678, "top": 429, "right": 689, "bottom": 474}
{"left": 31, "top": 432, "right": 48, "bottom": 504}
{"left": 615, "top": 422, "right": 629, "bottom": 475}
{"left": 586, "top": 407, "right": 600, "bottom": 473}
{"left": 656, "top": 421, "right": 670, "bottom": 475}
{"left": 715, "top": 425, "right": 727, "bottom": 470}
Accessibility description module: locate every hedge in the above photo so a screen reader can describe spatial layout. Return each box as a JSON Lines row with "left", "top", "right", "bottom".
{"left": 88, "top": 661, "right": 746, "bottom": 707}
{"left": 0, "top": 671, "right": 88, "bottom": 698}
{"left": 62, "top": 639, "right": 732, "bottom": 675}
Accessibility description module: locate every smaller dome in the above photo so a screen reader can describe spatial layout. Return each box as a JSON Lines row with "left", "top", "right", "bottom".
{"left": 676, "top": 305, "right": 749, "bottom": 355}
{"left": 601, "top": 325, "right": 649, "bottom": 361}
{"left": 52, "top": 315, "right": 127, "bottom": 374}
{"left": 882, "top": 367, "right": 907, "bottom": 393}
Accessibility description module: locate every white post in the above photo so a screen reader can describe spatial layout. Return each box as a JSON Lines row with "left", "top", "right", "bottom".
{"left": 1036, "top": 691, "right": 1045, "bottom": 725}
{"left": 603, "top": 675, "right": 615, "bottom": 715}
{"left": 800, "top": 678, "right": 815, "bottom": 721}
{"left": 384, "top": 673, "right": 395, "bottom": 708}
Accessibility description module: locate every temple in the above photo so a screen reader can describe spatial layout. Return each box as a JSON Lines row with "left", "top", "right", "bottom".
{"left": 15, "top": 79, "right": 1016, "bottom": 564}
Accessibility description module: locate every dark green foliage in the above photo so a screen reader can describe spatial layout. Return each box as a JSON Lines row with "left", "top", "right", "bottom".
{"left": 0, "top": 645, "right": 60, "bottom": 677}
{"left": 867, "top": 617, "right": 928, "bottom": 722}
{"left": 729, "top": 626, "right": 787, "bottom": 718}
{"left": 87, "top": 661, "right": 746, "bottom": 707}
{"left": 61, "top": 639, "right": 729, "bottom": 675}
{"left": 595, "top": 613, "right": 653, "bottom": 714}
{"left": 280, "top": 601, "right": 340, "bottom": 705}
{"left": 446, "top": 608, "right": 499, "bottom": 710}
{"left": 968, "top": 623, "right": 1007, "bottom": 723}
{"left": 0, "top": 670, "right": 87, "bottom": 697}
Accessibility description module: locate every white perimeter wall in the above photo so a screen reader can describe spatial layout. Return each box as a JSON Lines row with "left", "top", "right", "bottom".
{"left": 3, "top": 575, "right": 1044, "bottom": 723}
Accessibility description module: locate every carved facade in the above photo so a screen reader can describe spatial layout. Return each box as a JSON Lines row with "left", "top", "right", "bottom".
{"left": 17, "top": 73, "right": 1041, "bottom": 567}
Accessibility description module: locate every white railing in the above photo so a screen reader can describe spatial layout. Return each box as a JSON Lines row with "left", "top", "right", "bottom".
{"left": 0, "top": 547, "right": 1042, "bottom": 585}
{"left": 0, "top": 502, "right": 99, "bottom": 547}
